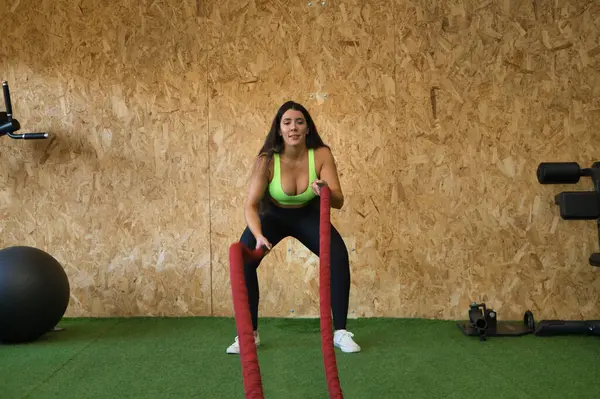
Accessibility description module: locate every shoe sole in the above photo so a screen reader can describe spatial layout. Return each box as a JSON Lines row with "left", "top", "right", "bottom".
{"left": 226, "top": 343, "right": 260, "bottom": 354}
{"left": 227, "top": 345, "right": 358, "bottom": 354}
{"left": 335, "top": 344, "right": 361, "bottom": 353}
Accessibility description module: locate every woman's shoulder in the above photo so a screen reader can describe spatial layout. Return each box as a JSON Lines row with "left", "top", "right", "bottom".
{"left": 313, "top": 145, "right": 334, "bottom": 161}
{"left": 314, "top": 145, "right": 332, "bottom": 154}
{"left": 252, "top": 153, "right": 273, "bottom": 171}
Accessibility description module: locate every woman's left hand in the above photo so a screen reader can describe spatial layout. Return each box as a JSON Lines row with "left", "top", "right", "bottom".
{"left": 311, "top": 179, "right": 328, "bottom": 196}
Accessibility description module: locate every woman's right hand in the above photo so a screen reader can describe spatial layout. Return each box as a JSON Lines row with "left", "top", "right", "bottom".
{"left": 255, "top": 235, "right": 272, "bottom": 251}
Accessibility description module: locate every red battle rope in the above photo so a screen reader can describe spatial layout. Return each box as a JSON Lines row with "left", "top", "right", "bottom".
{"left": 318, "top": 185, "right": 344, "bottom": 399}
{"left": 229, "top": 241, "right": 265, "bottom": 398}
{"left": 228, "top": 184, "right": 344, "bottom": 398}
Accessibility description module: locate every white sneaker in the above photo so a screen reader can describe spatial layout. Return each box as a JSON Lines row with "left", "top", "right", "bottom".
{"left": 226, "top": 331, "right": 260, "bottom": 354}
{"left": 334, "top": 329, "right": 361, "bottom": 353}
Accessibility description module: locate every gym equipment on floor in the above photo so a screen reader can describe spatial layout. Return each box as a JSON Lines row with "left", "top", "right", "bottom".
{"left": 534, "top": 319, "right": 600, "bottom": 336}
{"left": 458, "top": 302, "right": 600, "bottom": 340}
{"left": 457, "top": 302, "right": 536, "bottom": 341}
{"left": 459, "top": 164, "right": 600, "bottom": 342}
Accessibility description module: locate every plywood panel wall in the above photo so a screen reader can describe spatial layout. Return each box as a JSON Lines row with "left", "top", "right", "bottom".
{"left": 0, "top": 0, "right": 598, "bottom": 321}
{"left": 0, "top": 0, "right": 212, "bottom": 317}
{"left": 393, "top": 0, "right": 600, "bottom": 320}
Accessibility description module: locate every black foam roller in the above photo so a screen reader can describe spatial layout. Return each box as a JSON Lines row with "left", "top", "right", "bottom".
{"left": 537, "top": 162, "right": 581, "bottom": 184}
{"left": 534, "top": 320, "right": 600, "bottom": 336}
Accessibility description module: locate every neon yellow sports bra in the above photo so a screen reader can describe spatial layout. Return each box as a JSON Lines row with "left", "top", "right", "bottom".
{"left": 268, "top": 148, "right": 318, "bottom": 206}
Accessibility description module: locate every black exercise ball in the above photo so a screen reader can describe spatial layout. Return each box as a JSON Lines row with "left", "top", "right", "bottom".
{"left": 0, "top": 246, "right": 70, "bottom": 343}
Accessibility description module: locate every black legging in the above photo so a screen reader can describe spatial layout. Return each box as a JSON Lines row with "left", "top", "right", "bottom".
{"left": 239, "top": 197, "right": 351, "bottom": 331}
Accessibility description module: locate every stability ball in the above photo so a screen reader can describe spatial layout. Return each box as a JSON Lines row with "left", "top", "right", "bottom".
{"left": 0, "top": 246, "right": 70, "bottom": 343}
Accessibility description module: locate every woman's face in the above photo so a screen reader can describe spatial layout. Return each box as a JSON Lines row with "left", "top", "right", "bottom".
{"left": 279, "top": 109, "right": 308, "bottom": 147}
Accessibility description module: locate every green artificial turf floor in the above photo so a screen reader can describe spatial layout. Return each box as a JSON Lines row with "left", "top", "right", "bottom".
{"left": 1, "top": 317, "right": 598, "bottom": 398}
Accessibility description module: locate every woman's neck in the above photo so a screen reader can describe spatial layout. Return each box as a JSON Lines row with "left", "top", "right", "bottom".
{"left": 282, "top": 145, "right": 307, "bottom": 161}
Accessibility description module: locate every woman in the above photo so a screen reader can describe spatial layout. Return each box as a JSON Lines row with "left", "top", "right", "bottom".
{"left": 226, "top": 101, "right": 360, "bottom": 354}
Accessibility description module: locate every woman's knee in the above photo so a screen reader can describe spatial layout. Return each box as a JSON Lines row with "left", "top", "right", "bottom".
{"left": 240, "top": 227, "right": 256, "bottom": 249}
{"left": 236, "top": 227, "right": 260, "bottom": 274}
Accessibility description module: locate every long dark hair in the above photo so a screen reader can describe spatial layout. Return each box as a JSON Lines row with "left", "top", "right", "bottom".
{"left": 258, "top": 100, "right": 329, "bottom": 159}
{"left": 254, "top": 101, "right": 329, "bottom": 212}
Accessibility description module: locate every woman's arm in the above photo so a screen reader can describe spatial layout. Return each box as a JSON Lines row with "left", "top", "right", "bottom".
{"left": 245, "top": 155, "right": 270, "bottom": 239}
{"left": 315, "top": 147, "right": 344, "bottom": 209}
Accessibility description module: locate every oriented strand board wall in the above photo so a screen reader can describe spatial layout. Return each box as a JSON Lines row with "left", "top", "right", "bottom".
{"left": 0, "top": 0, "right": 599, "bottom": 321}
{"left": 393, "top": 0, "right": 600, "bottom": 320}
{"left": 0, "top": 0, "right": 212, "bottom": 317}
